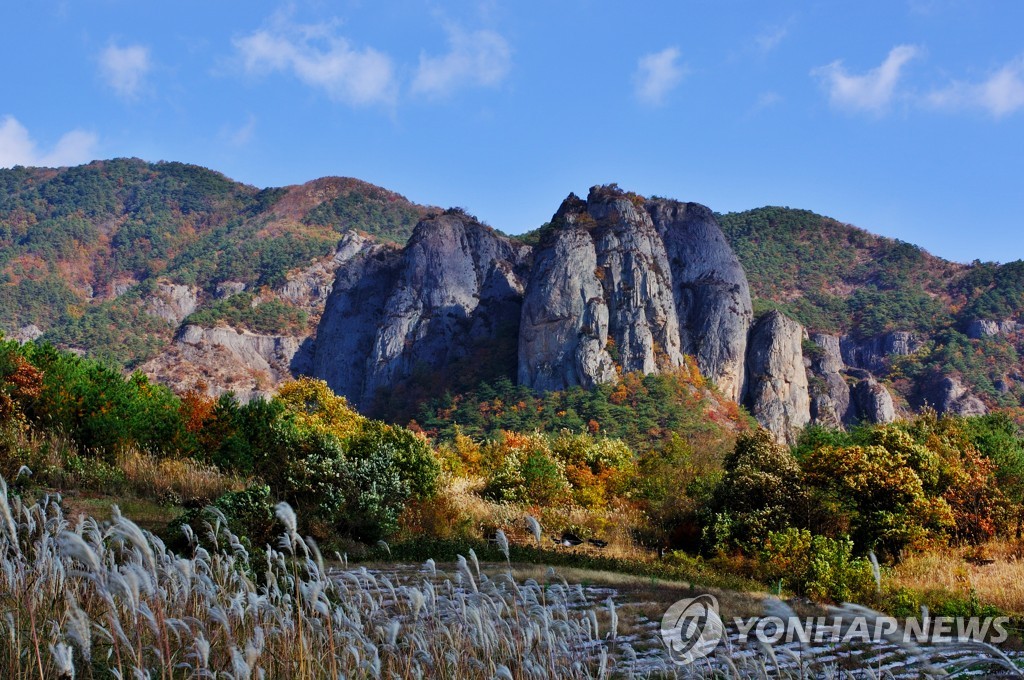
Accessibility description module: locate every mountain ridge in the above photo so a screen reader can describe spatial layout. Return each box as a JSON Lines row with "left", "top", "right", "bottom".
{"left": 1, "top": 159, "right": 1022, "bottom": 439}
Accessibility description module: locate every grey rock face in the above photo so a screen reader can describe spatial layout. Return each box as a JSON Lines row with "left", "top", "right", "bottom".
{"left": 145, "top": 283, "right": 199, "bottom": 326}
{"left": 647, "top": 199, "right": 752, "bottom": 402}
{"left": 519, "top": 190, "right": 685, "bottom": 391}
{"left": 518, "top": 187, "right": 751, "bottom": 397}
{"left": 924, "top": 375, "right": 988, "bottom": 416}
{"left": 518, "top": 218, "right": 616, "bottom": 391}
{"left": 314, "top": 214, "right": 530, "bottom": 409}
{"left": 13, "top": 324, "right": 43, "bottom": 343}
{"left": 840, "top": 331, "right": 922, "bottom": 373}
{"left": 806, "top": 333, "right": 853, "bottom": 428}
{"left": 806, "top": 332, "right": 901, "bottom": 427}
{"left": 178, "top": 324, "right": 311, "bottom": 377}
{"left": 278, "top": 241, "right": 367, "bottom": 309}
{"left": 852, "top": 378, "right": 897, "bottom": 424}
{"left": 111, "top": 280, "right": 136, "bottom": 298}
{"left": 365, "top": 214, "right": 530, "bottom": 402}
{"left": 311, "top": 233, "right": 404, "bottom": 407}
{"left": 142, "top": 323, "right": 314, "bottom": 402}
{"left": 744, "top": 311, "right": 811, "bottom": 443}
{"left": 966, "top": 319, "right": 1020, "bottom": 339}
{"left": 215, "top": 281, "right": 247, "bottom": 299}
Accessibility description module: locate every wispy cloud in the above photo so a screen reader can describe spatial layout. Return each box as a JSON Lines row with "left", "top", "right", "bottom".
{"left": 0, "top": 116, "right": 97, "bottom": 168}
{"left": 755, "top": 20, "right": 793, "bottom": 54}
{"left": 412, "top": 26, "right": 511, "bottom": 97}
{"left": 634, "top": 47, "right": 688, "bottom": 106}
{"left": 927, "top": 56, "right": 1024, "bottom": 118}
{"left": 224, "top": 114, "right": 257, "bottom": 147}
{"left": 751, "top": 91, "right": 783, "bottom": 114}
{"left": 99, "top": 43, "right": 151, "bottom": 100}
{"left": 812, "top": 45, "right": 921, "bottom": 114}
{"left": 234, "top": 17, "right": 396, "bottom": 106}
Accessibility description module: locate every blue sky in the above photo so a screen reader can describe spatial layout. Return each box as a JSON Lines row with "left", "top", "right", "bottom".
{"left": 1, "top": 1, "right": 1023, "bottom": 263}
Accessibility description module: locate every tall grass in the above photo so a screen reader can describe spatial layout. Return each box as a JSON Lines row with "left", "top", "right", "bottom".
{"left": 2, "top": 470, "right": 1020, "bottom": 678}
{"left": 0, "top": 472, "right": 613, "bottom": 678}
{"left": 0, "top": 426, "right": 245, "bottom": 506}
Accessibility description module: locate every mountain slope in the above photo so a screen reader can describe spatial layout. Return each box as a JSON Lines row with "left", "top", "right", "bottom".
{"left": 718, "top": 206, "right": 1024, "bottom": 410}
{"left": 2, "top": 160, "right": 1024, "bottom": 435}
{"left": 0, "top": 159, "right": 430, "bottom": 371}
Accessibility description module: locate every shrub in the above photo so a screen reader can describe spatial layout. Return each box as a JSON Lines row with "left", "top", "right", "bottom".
{"left": 701, "top": 429, "right": 808, "bottom": 552}
{"left": 169, "top": 483, "right": 277, "bottom": 553}
{"left": 760, "top": 528, "right": 876, "bottom": 602}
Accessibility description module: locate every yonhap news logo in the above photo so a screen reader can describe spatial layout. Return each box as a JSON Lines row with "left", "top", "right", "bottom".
{"left": 660, "top": 594, "right": 1012, "bottom": 667}
{"left": 660, "top": 594, "right": 725, "bottom": 666}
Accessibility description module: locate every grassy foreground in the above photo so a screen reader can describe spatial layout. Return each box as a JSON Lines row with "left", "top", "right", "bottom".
{"left": 5, "top": 475, "right": 1024, "bottom": 679}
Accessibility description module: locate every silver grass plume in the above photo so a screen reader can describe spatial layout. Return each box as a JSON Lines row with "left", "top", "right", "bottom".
{"left": 495, "top": 529, "right": 510, "bottom": 562}
{"left": 525, "top": 515, "right": 543, "bottom": 549}
{"left": 274, "top": 502, "right": 298, "bottom": 542}
{"left": 50, "top": 642, "right": 75, "bottom": 678}
{"left": 869, "top": 550, "right": 882, "bottom": 591}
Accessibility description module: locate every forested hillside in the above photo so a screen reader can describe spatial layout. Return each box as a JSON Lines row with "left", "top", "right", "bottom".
{"left": 0, "top": 159, "right": 428, "bottom": 367}
{"left": 718, "top": 206, "right": 1024, "bottom": 410}
{"left": 2, "top": 161, "right": 1024, "bottom": 418}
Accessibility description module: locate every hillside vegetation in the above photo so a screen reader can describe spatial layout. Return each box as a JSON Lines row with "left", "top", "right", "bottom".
{"left": 3, "top": 340, "right": 1024, "bottom": 631}
{"left": 3, "top": 162, "right": 1024, "bottom": 416}
{"left": 718, "top": 206, "right": 1024, "bottom": 408}
{"left": 0, "top": 160, "right": 427, "bottom": 366}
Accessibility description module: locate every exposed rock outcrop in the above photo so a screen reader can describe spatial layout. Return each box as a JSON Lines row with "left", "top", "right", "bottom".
{"left": 744, "top": 311, "right": 810, "bottom": 443}
{"left": 364, "top": 213, "right": 530, "bottom": 403}
{"left": 142, "top": 324, "right": 313, "bottom": 402}
{"left": 145, "top": 283, "right": 199, "bottom": 326}
{"left": 517, "top": 213, "right": 617, "bottom": 391}
{"left": 922, "top": 375, "right": 988, "bottom": 416}
{"left": 806, "top": 332, "right": 900, "bottom": 427}
{"left": 806, "top": 333, "right": 852, "bottom": 428}
{"left": 647, "top": 199, "right": 752, "bottom": 401}
{"left": 966, "top": 318, "right": 1020, "bottom": 339}
{"left": 852, "top": 377, "right": 897, "bottom": 424}
{"left": 519, "top": 190, "right": 683, "bottom": 391}
{"left": 310, "top": 233, "right": 404, "bottom": 407}
{"left": 314, "top": 213, "right": 530, "bottom": 409}
{"left": 840, "top": 331, "right": 922, "bottom": 373}
{"left": 13, "top": 324, "right": 43, "bottom": 343}
{"left": 215, "top": 281, "right": 246, "bottom": 299}
{"left": 518, "top": 187, "right": 751, "bottom": 397}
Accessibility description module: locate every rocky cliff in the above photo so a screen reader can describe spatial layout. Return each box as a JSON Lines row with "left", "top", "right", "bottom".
{"left": 805, "top": 332, "right": 900, "bottom": 427}
{"left": 312, "top": 185, "right": 927, "bottom": 442}
{"left": 744, "top": 311, "right": 811, "bottom": 443}
{"left": 647, "top": 199, "right": 752, "bottom": 402}
{"left": 313, "top": 211, "right": 530, "bottom": 411}
{"left": 517, "top": 186, "right": 751, "bottom": 400}
{"left": 140, "top": 324, "right": 312, "bottom": 402}
{"left": 518, "top": 190, "right": 681, "bottom": 391}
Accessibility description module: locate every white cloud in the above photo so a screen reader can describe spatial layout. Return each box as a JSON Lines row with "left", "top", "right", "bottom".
{"left": 224, "top": 114, "right": 257, "bottom": 147}
{"left": 927, "top": 56, "right": 1024, "bottom": 118}
{"left": 412, "top": 26, "right": 512, "bottom": 97}
{"left": 755, "top": 21, "right": 791, "bottom": 54}
{"left": 0, "top": 116, "right": 97, "bottom": 168}
{"left": 234, "top": 19, "right": 396, "bottom": 106}
{"left": 99, "top": 43, "right": 151, "bottom": 100}
{"left": 634, "top": 47, "right": 688, "bottom": 106}
{"left": 812, "top": 45, "right": 921, "bottom": 113}
{"left": 752, "top": 91, "right": 783, "bottom": 113}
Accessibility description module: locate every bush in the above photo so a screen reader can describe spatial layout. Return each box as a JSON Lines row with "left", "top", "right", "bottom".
{"left": 483, "top": 440, "right": 569, "bottom": 506}
{"left": 701, "top": 429, "right": 808, "bottom": 552}
{"left": 759, "top": 528, "right": 876, "bottom": 602}
{"left": 169, "top": 484, "right": 277, "bottom": 553}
